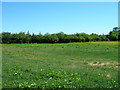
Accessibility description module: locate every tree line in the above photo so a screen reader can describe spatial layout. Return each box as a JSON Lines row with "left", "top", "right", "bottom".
{"left": 1, "top": 27, "right": 120, "bottom": 44}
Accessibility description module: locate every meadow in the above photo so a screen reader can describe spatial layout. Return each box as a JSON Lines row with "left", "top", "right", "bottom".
{"left": 2, "top": 41, "right": 119, "bottom": 88}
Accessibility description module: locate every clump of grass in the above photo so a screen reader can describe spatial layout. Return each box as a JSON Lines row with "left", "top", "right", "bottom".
{"left": 93, "top": 62, "right": 98, "bottom": 64}
{"left": 83, "top": 62, "right": 88, "bottom": 64}
{"left": 98, "top": 62, "right": 102, "bottom": 64}
{"left": 116, "top": 64, "right": 120, "bottom": 66}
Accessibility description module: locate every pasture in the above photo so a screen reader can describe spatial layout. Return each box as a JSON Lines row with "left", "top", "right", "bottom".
{"left": 2, "top": 41, "right": 119, "bottom": 88}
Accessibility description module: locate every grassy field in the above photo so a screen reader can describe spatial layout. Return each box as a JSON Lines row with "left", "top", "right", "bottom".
{"left": 2, "top": 41, "right": 119, "bottom": 88}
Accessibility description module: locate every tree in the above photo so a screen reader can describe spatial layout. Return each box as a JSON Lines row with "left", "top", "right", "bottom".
{"left": 79, "top": 36, "right": 85, "bottom": 42}
{"left": 2, "top": 32, "right": 11, "bottom": 43}
{"left": 90, "top": 33, "right": 101, "bottom": 41}
{"left": 79, "top": 33, "right": 91, "bottom": 42}
{"left": 113, "top": 27, "right": 120, "bottom": 31}
{"left": 56, "top": 32, "right": 66, "bottom": 43}
{"left": 108, "top": 27, "right": 119, "bottom": 41}
{"left": 31, "top": 34, "right": 41, "bottom": 43}
{"left": 1, "top": 27, "right": 119, "bottom": 43}
{"left": 24, "top": 31, "right": 31, "bottom": 43}
{"left": 43, "top": 34, "right": 59, "bottom": 43}
{"left": 99, "top": 35, "right": 109, "bottom": 41}
{"left": 16, "top": 32, "right": 26, "bottom": 43}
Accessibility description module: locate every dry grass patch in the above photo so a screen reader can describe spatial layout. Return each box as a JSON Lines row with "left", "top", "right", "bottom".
{"left": 89, "top": 41, "right": 118, "bottom": 44}
{"left": 88, "top": 62, "right": 119, "bottom": 66}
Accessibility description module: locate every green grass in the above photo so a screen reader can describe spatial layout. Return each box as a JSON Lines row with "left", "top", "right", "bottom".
{"left": 2, "top": 41, "right": 119, "bottom": 88}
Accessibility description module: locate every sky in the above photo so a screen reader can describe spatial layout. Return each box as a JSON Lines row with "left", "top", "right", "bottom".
{"left": 1, "top": 0, "right": 119, "bottom": 2}
{"left": 2, "top": 2, "right": 118, "bottom": 35}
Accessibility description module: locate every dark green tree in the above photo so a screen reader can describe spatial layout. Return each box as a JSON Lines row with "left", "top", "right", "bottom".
{"left": 2, "top": 32, "right": 11, "bottom": 43}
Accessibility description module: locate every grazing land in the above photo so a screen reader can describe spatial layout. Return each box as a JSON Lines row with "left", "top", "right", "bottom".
{"left": 2, "top": 41, "right": 119, "bottom": 88}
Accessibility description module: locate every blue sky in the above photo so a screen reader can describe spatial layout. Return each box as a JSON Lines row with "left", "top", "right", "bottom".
{"left": 2, "top": 2, "right": 118, "bottom": 35}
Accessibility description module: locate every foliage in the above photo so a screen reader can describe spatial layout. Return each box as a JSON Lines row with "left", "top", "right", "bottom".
{"left": 1, "top": 27, "right": 120, "bottom": 43}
